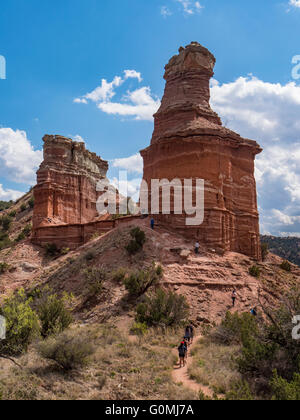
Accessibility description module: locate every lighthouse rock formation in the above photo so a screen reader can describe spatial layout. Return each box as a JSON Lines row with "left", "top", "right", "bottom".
{"left": 141, "top": 42, "right": 262, "bottom": 260}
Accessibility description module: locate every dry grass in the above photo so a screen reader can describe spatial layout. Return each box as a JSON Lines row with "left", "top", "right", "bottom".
{"left": 188, "top": 337, "right": 241, "bottom": 395}
{"left": 0, "top": 322, "right": 197, "bottom": 400}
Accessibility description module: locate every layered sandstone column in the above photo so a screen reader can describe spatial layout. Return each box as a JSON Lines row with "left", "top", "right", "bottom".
{"left": 141, "top": 42, "right": 262, "bottom": 260}
{"left": 33, "top": 135, "right": 108, "bottom": 231}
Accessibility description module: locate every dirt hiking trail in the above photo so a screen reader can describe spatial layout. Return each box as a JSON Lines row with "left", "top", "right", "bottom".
{"left": 172, "top": 336, "right": 214, "bottom": 399}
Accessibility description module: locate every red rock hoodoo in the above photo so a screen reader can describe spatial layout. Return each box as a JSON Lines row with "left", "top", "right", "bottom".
{"left": 141, "top": 42, "right": 262, "bottom": 260}
{"left": 32, "top": 135, "right": 109, "bottom": 244}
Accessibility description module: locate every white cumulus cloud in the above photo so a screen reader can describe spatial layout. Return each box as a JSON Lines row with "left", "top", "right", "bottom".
{"left": 75, "top": 71, "right": 160, "bottom": 121}
{"left": 290, "top": 0, "right": 300, "bottom": 8}
{"left": 211, "top": 76, "right": 300, "bottom": 236}
{"left": 111, "top": 153, "right": 143, "bottom": 174}
{"left": 0, "top": 184, "right": 24, "bottom": 201}
{"left": 0, "top": 128, "right": 42, "bottom": 186}
{"left": 176, "top": 0, "right": 204, "bottom": 15}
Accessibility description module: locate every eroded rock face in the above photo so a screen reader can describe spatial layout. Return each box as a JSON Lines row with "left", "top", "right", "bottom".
{"left": 33, "top": 135, "right": 108, "bottom": 230}
{"left": 141, "top": 42, "right": 262, "bottom": 260}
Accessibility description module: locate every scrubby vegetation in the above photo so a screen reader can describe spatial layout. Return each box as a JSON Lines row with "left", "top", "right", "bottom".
{"left": 189, "top": 288, "right": 300, "bottom": 400}
{"left": 136, "top": 289, "right": 189, "bottom": 327}
{"left": 0, "top": 289, "right": 39, "bottom": 356}
{"left": 280, "top": 260, "right": 292, "bottom": 272}
{"left": 0, "top": 200, "right": 13, "bottom": 212}
{"left": 249, "top": 265, "right": 260, "bottom": 278}
{"left": 125, "top": 227, "right": 146, "bottom": 255}
{"left": 261, "top": 242, "right": 269, "bottom": 262}
{"left": 124, "top": 264, "right": 163, "bottom": 297}
{"left": 37, "top": 329, "right": 95, "bottom": 371}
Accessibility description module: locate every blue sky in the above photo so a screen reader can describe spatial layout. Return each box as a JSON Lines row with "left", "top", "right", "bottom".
{"left": 0, "top": 0, "right": 300, "bottom": 236}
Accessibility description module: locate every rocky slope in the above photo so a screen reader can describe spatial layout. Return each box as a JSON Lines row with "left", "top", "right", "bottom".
{"left": 1, "top": 216, "right": 299, "bottom": 325}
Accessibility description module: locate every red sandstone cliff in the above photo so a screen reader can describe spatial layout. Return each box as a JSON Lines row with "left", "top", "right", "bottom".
{"left": 32, "top": 135, "right": 108, "bottom": 230}
{"left": 141, "top": 42, "right": 262, "bottom": 260}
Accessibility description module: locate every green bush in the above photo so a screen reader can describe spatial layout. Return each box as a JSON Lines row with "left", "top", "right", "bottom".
{"left": 136, "top": 289, "right": 189, "bottom": 327}
{"left": 8, "top": 210, "right": 17, "bottom": 218}
{"left": 20, "top": 203, "right": 27, "bottom": 212}
{"left": 85, "top": 250, "right": 96, "bottom": 261}
{"left": 0, "top": 216, "right": 13, "bottom": 232}
{"left": 28, "top": 197, "right": 35, "bottom": 208}
{"left": 280, "top": 260, "right": 291, "bottom": 272}
{"left": 37, "top": 293, "right": 73, "bottom": 338}
{"left": 0, "top": 200, "right": 13, "bottom": 211}
{"left": 16, "top": 224, "right": 32, "bottom": 242}
{"left": 0, "top": 262, "right": 10, "bottom": 274}
{"left": 213, "top": 311, "right": 259, "bottom": 346}
{"left": 0, "top": 289, "right": 40, "bottom": 356}
{"left": 125, "top": 227, "right": 146, "bottom": 255}
{"left": 84, "top": 267, "right": 107, "bottom": 298}
{"left": 261, "top": 243, "right": 269, "bottom": 262}
{"left": 38, "top": 329, "right": 95, "bottom": 371}
{"left": 112, "top": 267, "right": 127, "bottom": 283}
{"left": 270, "top": 371, "right": 300, "bottom": 400}
{"left": 45, "top": 243, "right": 59, "bottom": 257}
{"left": 249, "top": 265, "right": 260, "bottom": 278}
{"left": 124, "top": 264, "right": 163, "bottom": 297}
{"left": 130, "top": 322, "right": 148, "bottom": 337}
{"left": 226, "top": 380, "right": 254, "bottom": 401}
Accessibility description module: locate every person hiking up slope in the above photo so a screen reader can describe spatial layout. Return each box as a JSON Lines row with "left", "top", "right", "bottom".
{"left": 232, "top": 289, "right": 237, "bottom": 307}
{"left": 178, "top": 341, "right": 187, "bottom": 368}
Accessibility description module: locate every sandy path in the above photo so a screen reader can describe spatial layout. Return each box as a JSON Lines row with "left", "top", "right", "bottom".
{"left": 172, "top": 336, "right": 214, "bottom": 399}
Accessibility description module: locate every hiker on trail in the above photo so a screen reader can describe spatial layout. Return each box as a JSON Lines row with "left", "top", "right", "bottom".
{"left": 195, "top": 242, "right": 200, "bottom": 254}
{"left": 178, "top": 341, "right": 187, "bottom": 368}
{"left": 184, "top": 327, "right": 191, "bottom": 345}
{"left": 250, "top": 307, "right": 257, "bottom": 317}
{"left": 232, "top": 289, "right": 237, "bottom": 307}
{"left": 150, "top": 218, "right": 155, "bottom": 230}
{"left": 188, "top": 325, "right": 194, "bottom": 344}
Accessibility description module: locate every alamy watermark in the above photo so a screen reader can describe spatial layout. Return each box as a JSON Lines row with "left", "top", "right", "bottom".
{"left": 0, "top": 55, "right": 6, "bottom": 80}
{"left": 292, "top": 315, "right": 300, "bottom": 340}
{"left": 0, "top": 315, "right": 6, "bottom": 340}
{"left": 292, "top": 55, "right": 300, "bottom": 81}
{"left": 96, "top": 172, "right": 205, "bottom": 226}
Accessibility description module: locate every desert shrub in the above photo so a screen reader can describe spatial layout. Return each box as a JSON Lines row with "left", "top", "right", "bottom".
{"left": 0, "top": 233, "right": 12, "bottom": 251}
{"left": 230, "top": 288, "right": 300, "bottom": 398}
{"left": 261, "top": 243, "right": 269, "bottom": 262}
{"left": 20, "top": 203, "right": 27, "bottom": 212}
{"left": 125, "top": 227, "right": 146, "bottom": 255}
{"left": 213, "top": 311, "right": 259, "bottom": 346}
{"left": 0, "top": 289, "right": 40, "bottom": 356}
{"left": 28, "top": 197, "right": 35, "bottom": 208}
{"left": 270, "top": 371, "right": 300, "bottom": 400}
{"left": 226, "top": 380, "right": 254, "bottom": 400}
{"left": 0, "top": 200, "right": 13, "bottom": 211}
{"left": 61, "top": 247, "right": 70, "bottom": 255}
{"left": 136, "top": 289, "right": 189, "bottom": 327}
{"left": 37, "top": 293, "right": 73, "bottom": 338}
{"left": 124, "top": 264, "right": 163, "bottom": 297}
{"left": 249, "top": 265, "right": 260, "bottom": 278}
{"left": 130, "top": 322, "right": 148, "bottom": 337}
{"left": 112, "top": 267, "right": 127, "bottom": 283}
{"left": 45, "top": 243, "right": 59, "bottom": 257}
{"left": 0, "top": 215, "right": 13, "bottom": 231}
{"left": 0, "top": 262, "right": 10, "bottom": 274}
{"left": 84, "top": 267, "right": 107, "bottom": 298}
{"left": 85, "top": 250, "right": 96, "bottom": 261}
{"left": 280, "top": 260, "right": 291, "bottom": 272}
{"left": 38, "top": 329, "right": 95, "bottom": 370}
{"left": 8, "top": 210, "right": 17, "bottom": 218}
{"left": 16, "top": 224, "right": 32, "bottom": 242}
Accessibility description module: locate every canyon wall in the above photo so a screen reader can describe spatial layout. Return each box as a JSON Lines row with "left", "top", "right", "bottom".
{"left": 141, "top": 42, "right": 262, "bottom": 259}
